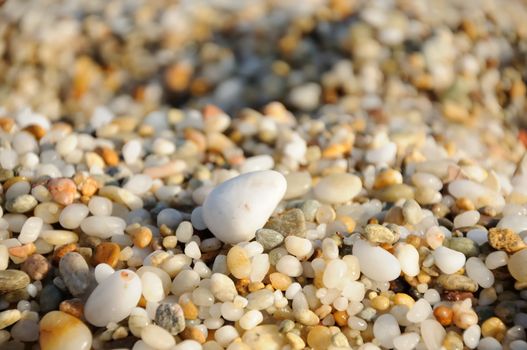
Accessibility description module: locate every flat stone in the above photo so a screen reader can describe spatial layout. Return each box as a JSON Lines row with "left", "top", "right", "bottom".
{"left": 0, "top": 270, "right": 30, "bottom": 292}
{"left": 436, "top": 274, "right": 478, "bottom": 292}
{"left": 155, "top": 303, "right": 186, "bottom": 335}
{"left": 0, "top": 309, "right": 21, "bottom": 330}
{"left": 364, "top": 224, "right": 396, "bottom": 244}
{"left": 264, "top": 208, "right": 306, "bottom": 237}
{"left": 255, "top": 228, "right": 284, "bottom": 250}
{"left": 372, "top": 184, "right": 415, "bottom": 202}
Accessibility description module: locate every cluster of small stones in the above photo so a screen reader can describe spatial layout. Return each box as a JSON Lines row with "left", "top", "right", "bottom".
{"left": 0, "top": 0, "right": 527, "bottom": 350}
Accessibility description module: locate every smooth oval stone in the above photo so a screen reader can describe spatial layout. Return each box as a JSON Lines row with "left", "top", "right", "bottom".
{"left": 373, "top": 314, "right": 401, "bottom": 348}
{"left": 466, "top": 257, "right": 494, "bottom": 288}
{"left": 239, "top": 155, "right": 275, "bottom": 173}
{"left": 448, "top": 180, "right": 504, "bottom": 208}
{"left": 433, "top": 246, "right": 466, "bottom": 274}
{"left": 284, "top": 172, "right": 311, "bottom": 200}
{"left": 313, "top": 173, "right": 362, "bottom": 204}
{"left": 498, "top": 215, "right": 527, "bottom": 234}
{"left": 18, "top": 216, "right": 43, "bottom": 244}
{"left": 202, "top": 170, "right": 287, "bottom": 244}
{"left": 421, "top": 319, "right": 446, "bottom": 350}
{"left": 84, "top": 270, "right": 142, "bottom": 327}
{"left": 80, "top": 216, "right": 126, "bottom": 239}
{"left": 59, "top": 204, "right": 90, "bottom": 229}
{"left": 509, "top": 249, "right": 527, "bottom": 282}
{"left": 40, "top": 311, "right": 92, "bottom": 350}
{"left": 352, "top": 239, "right": 401, "bottom": 282}
{"left": 394, "top": 243, "right": 419, "bottom": 277}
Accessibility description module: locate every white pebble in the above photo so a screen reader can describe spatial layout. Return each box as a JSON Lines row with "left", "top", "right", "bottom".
{"left": 433, "top": 246, "right": 466, "bottom": 274}
{"left": 80, "top": 216, "right": 125, "bottom": 239}
{"left": 477, "top": 337, "right": 503, "bottom": 350}
{"left": 466, "top": 257, "right": 494, "bottom": 288}
{"left": 276, "top": 255, "right": 302, "bottom": 277}
{"left": 373, "top": 314, "right": 401, "bottom": 348}
{"left": 463, "top": 324, "right": 481, "bottom": 349}
{"left": 184, "top": 241, "right": 201, "bottom": 260}
{"left": 454, "top": 210, "right": 480, "bottom": 228}
{"left": 394, "top": 243, "right": 419, "bottom": 277}
{"left": 157, "top": 208, "right": 183, "bottom": 229}
{"left": 59, "top": 204, "right": 89, "bottom": 229}
{"left": 124, "top": 175, "right": 153, "bottom": 195}
{"left": 94, "top": 263, "right": 115, "bottom": 283}
{"left": 421, "top": 319, "right": 446, "bottom": 350}
{"left": 485, "top": 251, "right": 508, "bottom": 269}
{"left": 18, "top": 217, "right": 43, "bottom": 244}
{"left": 239, "top": 155, "right": 274, "bottom": 173}
{"left": 141, "top": 324, "right": 175, "bottom": 350}
{"left": 176, "top": 221, "right": 194, "bottom": 243}
{"left": 88, "top": 196, "right": 113, "bottom": 216}
{"left": 353, "top": 239, "right": 401, "bottom": 282}
{"left": 406, "top": 299, "right": 432, "bottom": 323}
{"left": 314, "top": 173, "right": 362, "bottom": 204}
{"left": 141, "top": 272, "right": 165, "bottom": 302}
{"left": 239, "top": 310, "right": 263, "bottom": 330}
{"left": 285, "top": 236, "right": 312, "bottom": 259}
{"left": 393, "top": 332, "right": 420, "bottom": 350}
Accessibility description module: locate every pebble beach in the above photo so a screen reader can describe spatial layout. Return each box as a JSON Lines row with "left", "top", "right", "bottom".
{"left": 1, "top": 0, "right": 527, "bottom": 349}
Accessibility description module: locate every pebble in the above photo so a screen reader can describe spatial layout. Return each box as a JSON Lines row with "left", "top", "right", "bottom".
{"left": 210, "top": 273, "right": 237, "bottom": 302}
{"left": 488, "top": 227, "right": 526, "bottom": 253}
{"left": 393, "top": 332, "right": 420, "bottom": 350}
{"left": 434, "top": 305, "right": 454, "bottom": 326}
{"left": 313, "top": 173, "right": 362, "bottom": 204}
{"left": 353, "top": 239, "right": 401, "bottom": 281}
{"left": 47, "top": 178, "right": 77, "bottom": 206}
{"left": 7, "top": 194, "right": 38, "bottom": 213}
{"left": 508, "top": 249, "right": 527, "bottom": 282}
{"left": 433, "top": 246, "right": 466, "bottom": 274}
{"left": 466, "top": 257, "right": 494, "bottom": 288}
{"left": 407, "top": 299, "right": 432, "bottom": 323}
{"left": 447, "top": 237, "right": 480, "bottom": 257}
{"left": 59, "top": 204, "right": 90, "bottom": 229}
{"left": 84, "top": 270, "right": 142, "bottom": 326}
{"left": 364, "top": 224, "right": 396, "bottom": 244}
{"left": 59, "top": 252, "right": 92, "bottom": 296}
{"left": 497, "top": 215, "right": 527, "bottom": 235}
{"left": 227, "top": 245, "right": 252, "bottom": 279}
{"left": 284, "top": 172, "right": 311, "bottom": 200}
{"left": 255, "top": 229, "right": 283, "bottom": 250}
{"left": 80, "top": 216, "right": 126, "bottom": 239}
{"left": 265, "top": 208, "right": 306, "bottom": 237}
{"left": 0, "top": 270, "right": 30, "bottom": 292}
{"left": 242, "top": 325, "right": 284, "bottom": 349}
{"left": 202, "top": 170, "right": 287, "bottom": 243}
{"left": 0, "top": 309, "right": 21, "bottom": 329}
{"left": 373, "top": 314, "right": 401, "bottom": 348}
{"left": 464, "top": 325, "right": 482, "bottom": 349}
{"left": 94, "top": 242, "right": 121, "bottom": 267}
{"left": 21, "top": 254, "right": 50, "bottom": 280}
{"left": 39, "top": 311, "right": 92, "bottom": 350}
{"left": 141, "top": 324, "right": 176, "bottom": 350}
{"left": 437, "top": 274, "right": 478, "bottom": 292}
{"left": 155, "top": 303, "right": 186, "bottom": 335}
{"left": 421, "top": 319, "right": 447, "bottom": 350}
{"left": 394, "top": 243, "right": 420, "bottom": 277}
{"left": 485, "top": 251, "right": 508, "bottom": 269}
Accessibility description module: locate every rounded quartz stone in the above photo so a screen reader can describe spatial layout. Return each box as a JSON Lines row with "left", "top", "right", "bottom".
{"left": 202, "top": 170, "right": 287, "bottom": 244}
{"left": 352, "top": 239, "right": 401, "bottom": 282}
{"left": 508, "top": 249, "right": 527, "bottom": 282}
{"left": 433, "top": 246, "right": 466, "bottom": 274}
{"left": 39, "top": 311, "right": 92, "bottom": 350}
{"left": 313, "top": 173, "right": 362, "bottom": 204}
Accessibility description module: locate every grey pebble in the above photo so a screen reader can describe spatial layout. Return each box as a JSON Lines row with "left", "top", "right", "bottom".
{"left": 155, "top": 303, "right": 186, "bottom": 335}
{"left": 255, "top": 228, "right": 284, "bottom": 251}
{"left": 59, "top": 252, "right": 92, "bottom": 297}
{"left": 39, "top": 284, "right": 64, "bottom": 313}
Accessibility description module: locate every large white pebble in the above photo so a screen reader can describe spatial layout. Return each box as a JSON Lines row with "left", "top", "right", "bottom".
{"left": 421, "top": 319, "right": 446, "bottom": 350}
{"left": 433, "top": 246, "right": 466, "bottom": 274}
{"left": 353, "top": 239, "right": 401, "bottom": 281}
{"left": 85, "top": 270, "right": 142, "bottom": 327}
{"left": 466, "top": 257, "right": 494, "bottom": 288}
{"left": 239, "top": 155, "right": 274, "bottom": 173}
{"left": 394, "top": 243, "right": 419, "bottom": 277}
{"left": 393, "top": 332, "right": 420, "bottom": 350}
{"left": 88, "top": 196, "right": 113, "bottom": 216}
{"left": 497, "top": 215, "right": 527, "bottom": 234}
{"left": 406, "top": 299, "right": 432, "bottom": 323}
{"left": 80, "top": 216, "right": 126, "bottom": 239}
{"left": 463, "top": 325, "right": 481, "bottom": 349}
{"left": 59, "top": 204, "right": 90, "bottom": 229}
{"left": 202, "top": 170, "right": 286, "bottom": 244}
{"left": 141, "top": 324, "right": 175, "bottom": 350}
{"left": 373, "top": 314, "right": 401, "bottom": 348}
{"left": 18, "top": 217, "right": 43, "bottom": 244}
{"left": 313, "top": 173, "right": 362, "bottom": 204}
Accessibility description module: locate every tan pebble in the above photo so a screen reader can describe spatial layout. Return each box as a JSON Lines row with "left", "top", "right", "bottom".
{"left": 84, "top": 152, "right": 105, "bottom": 169}
{"left": 227, "top": 246, "right": 251, "bottom": 279}
{"left": 23, "top": 124, "right": 45, "bottom": 139}
{"left": 443, "top": 330, "right": 464, "bottom": 350}
{"left": 21, "top": 253, "right": 51, "bottom": 280}
{"left": 0, "top": 117, "right": 15, "bottom": 132}
{"left": 242, "top": 325, "right": 285, "bottom": 349}
{"left": 93, "top": 242, "right": 120, "bottom": 268}
{"left": 40, "top": 311, "right": 92, "bottom": 350}
{"left": 295, "top": 309, "right": 319, "bottom": 326}
{"left": 47, "top": 178, "right": 77, "bottom": 206}
{"left": 481, "top": 317, "right": 506, "bottom": 341}
{"left": 393, "top": 293, "right": 415, "bottom": 308}
{"left": 433, "top": 305, "right": 453, "bottom": 326}
{"left": 488, "top": 227, "right": 526, "bottom": 253}
{"left": 333, "top": 311, "right": 348, "bottom": 327}
{"left": 180, "top": 326, "right": 206, "bottom": 344}
{"left": 248, "top": 282, "right": 265, "bottom": 292}
{"left": 180, "top": 300, "right": 199, "bottom": 320}
{"left": 79, "top": 177, "right": 99, "bottom": 197}
{"left": 307, "top": 326, "right": 332, "bottom": 350}
{"left": 59, "top": 299, "right": 84, "bottom": 319}
{"left": 132, "top": 227, "right": 153, "bottom": 248}
{"left": 315, "top": 305, "right": 332, "bottom": 319}
{"left": 373, "top": 168, "right": 403, "bottom": 189}
{"left": 0, "top": 309, "right": 21, "bottom": 329}
{"left": 455, "top": 197, "right": 475, "bottom": 211}
{"left": 452, "top": 308, "right": 478, "bottom": 329}
{"left": 162, "top": 236, "right": 178, "bottom": 249}
{"left": 286, "top": 332, "right": 305, "bottom": 350}
{"left": 337, "top": 216, "right": 356, "bottom": 232}
{"left": 269, "top": 272, "right": 292, "bottom": 291}
{"left": 95, "top": 147, "right": 119, "bottom": 166}
{"left": 8, "top": 243, "right": 36, "bottom": 259}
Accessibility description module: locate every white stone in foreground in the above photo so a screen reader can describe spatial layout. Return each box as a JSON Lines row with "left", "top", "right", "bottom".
{"left": 433, "top": 246, "right": 466, "bottom": 274}
{"left": 85, "top": 270, "right": 142, "bottom": 327}
{"left": 352, "top": 239, "right": 401, "bottom": 282}
{"left": 202, "top": 170, "right": 287, "bottom": 244}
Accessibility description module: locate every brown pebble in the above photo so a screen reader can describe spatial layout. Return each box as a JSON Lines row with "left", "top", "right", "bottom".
{"left": 59, "top": 299, "right": 84, "bottom": 319}
{"left": 333, "top": 310, "right": 348, "bottom": 327}
{"left": 0, "top": 117, "right": 15, "bottom": 132}
{"left": 93, "top": 242, "right": 121, "bottom": 267}
{"left": 53, "top": 244, "right": 78, "bottom": 263}
{"left": 96, "top": 147, "right": 120, "bottom": 166}
{"left": 442, "top": 291, "right": 474, "bottom": 301}
{"left": 307, "top": 325, "right": 332, "bottom": 350}
{"left": 24, "top": 124, "right": 45, "bottom": 140}
{"left": 488, "top": 227, "right": 527, "bottom": 253}
{"left": 179, "top": 326, "right": 206, "bottom": 344}
{"left": 433, "top": 305, "right": 453, "bottom": 326}
{"left": 21, "top": 253, "right": 51, "bottom": 280}
{"left": 131, "top": 227, "right": 152, "bottom": 248}
{"left": 47, "top": 178, "right": 77, "bottom": 206}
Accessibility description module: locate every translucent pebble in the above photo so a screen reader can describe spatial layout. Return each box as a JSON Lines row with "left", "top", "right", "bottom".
{"left": 94, "top": 263, "right": 115, "bottom": 283}
{"left": 157, "top": 209, "right": 183, "bottom": 230}
{"left": 80, "top": 216, "right": 125, "bottom": 239}
{"left": 250, "top": 254, "right": 269, "bottom": 282}
{"left": 412, "top": 172, "right": 443, "bottom": 191}
{"left": 485, "top": 251, "right": 508, "bottom": 269}
{"left": 191, "top": 207, "right": 207, "bottom": 231}
{"left": 406, "top": 299, "right": 432, "bottom": 323}
{"left": 323, "top": 259, "right": 347, "bottom": 289}
{"left": 239, "top": 310, "right": 263, "bottom": 330}
{"left": 88, "top": 196, "right": 113, "bottom": 216}
{"left": 215, "top": 325, "right": 239, "bottom": 347}
{"left": 141, "top": 324, "right": 175, "bottom": 350}
{"left": 284, "top": 236, "right": 312, "bottom": 258}
{"left": 464, "top": 325, "right": 481, "bottom": 349}
{"left": 433, "top": 246, "right": 466, "bottom": 274}
{"left": 239, "top": 155, "right": 274, "bottom": 173}
{"left": 124, "top": 175, "right": 153, "bottom": 195}
{"left": 56, "top": 134, "right": 78, "bottom": 156}
{"left": 510, "top": 340, "right": 527, "bottom": 350}
{"left": 204, "top": 318, "right": 224, "bottom": 329}
{"left": 221, "top": 302, "right": 244, "bottom": 321}
{"left": 314, "top": 173, "right": 362, "bottom": 204}
{"left": 6, "top": 181, "right": 30, "bottom": 201}
{"left": 247, "top": 289, "right": 274, "bottom": 310}
{"left": 243, "top": 242, "right": 264, "bottom": 257}
{"left": 192, "top": 287, "right": 214, "bottom": 306}
{"left": 284, "top": 172, "right": 312, "bottom": 200}
{"left": 423, "top": 289, "right": 441, "bottom": 305}
{"left": 466, "top": 257, "right": 494, "bottom": 288}
{"left": 184, "top": 241, "right": 201, "bottom": 260}
{"left": 171, "top": 270, "right": 200, "bottom": 296}
{"left": 454, "top": 210, "right": 480, "bottom": 228}
{"left": 59, "top": 204, "right": 89, "bottom": 229}
{"left": 393, "top": 332, "right": 420, "bottom": 350}
{"left": 18, "top": 216, "right": 43, "bottom": 244}
{"left": 421, "top": 319, "right": 446, "bottom": 350}
{"left": 497, "top": 215, "right": 527, "bottom": 234}
{"left": 394, "top": 243, "right": 420, "bottom": 277}
{"left": 467, "top": 229, "right": 488, "bottom": 245}
{"left": 176, "top": 221, "right": 193, "bottom": 242}
{"left": 141, "top": 272, "right": 165, "bottom": 302}
{"left": 173, "top": 340, "right": 201, "bottom": 350}
{"left": 322, "top": 238, "right": 339, "bottom": 259}
{"left": 0, "top": 148, "right": 18, "bottom": 169}
{"left": 373, "top": 314, "right": 401, "bottom": 348}
{"left": 123, "top": 139, "right": 142, "bottom": 164}
{"left": 477, "top": 337, "right": 503, "bottom": 350}
{"left": 276, "top": 255, "right": 302, "bottom": 277}
{"left": 353, "top": 239, "right": 401, "bottom": 282}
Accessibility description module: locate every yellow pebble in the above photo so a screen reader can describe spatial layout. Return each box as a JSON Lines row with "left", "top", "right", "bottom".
{"left": 393, "top": 293, "right": 415, "bottom": 308}
{"left": 371, "top": 296, "right": 390, "bottom": 311}
{"left": 481, "top": 317, "right": 506, "bottom": 341}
